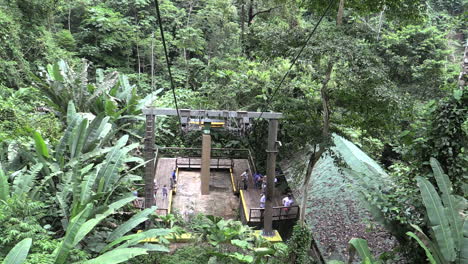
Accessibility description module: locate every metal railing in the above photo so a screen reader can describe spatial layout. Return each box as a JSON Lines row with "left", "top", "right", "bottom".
{"left": 176, "top": 157, "right": 234, "bottom": 169}
{"left": 157, "top": 147, "right": 253, "bottom": 160}
{"left": 133, "top": 197, "right": 169, "bottom": 215}
{"left": 248, "top": 205, "right": 300, "bottom": 222}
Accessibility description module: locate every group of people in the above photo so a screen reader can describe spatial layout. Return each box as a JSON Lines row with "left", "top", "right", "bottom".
{"left": 159, "top": 169, "right": 177, "bottom": 200}
{"left": 239, "top": 169, "right": 293, "bottom": 211}
{"left": 240, "top": 170, "right": 277, "bottom": 192}
{"left": 259, "top": 193, "right": 293, "bottom": 209}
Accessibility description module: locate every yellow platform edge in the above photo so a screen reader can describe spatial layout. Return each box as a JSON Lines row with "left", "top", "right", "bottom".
{"left": 253, "top": 230, "right": 283, "bottom": 243}
{"left": 239, "top": 190, "right": 249, "bottom": 222}
{"left": 230, "top": 168, "right": 237, "bottom": 193}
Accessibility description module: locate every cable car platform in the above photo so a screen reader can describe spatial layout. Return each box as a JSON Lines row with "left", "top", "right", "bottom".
{"left": 146, "top": 148, "right": 299, "bottom": 228}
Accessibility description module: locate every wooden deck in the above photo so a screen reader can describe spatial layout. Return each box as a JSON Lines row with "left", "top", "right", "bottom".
{"left": 231, "top": 159, "right": 299, "bottom": 223}
{"left": 153, "top": 158, "right": 177, "bottom": 215}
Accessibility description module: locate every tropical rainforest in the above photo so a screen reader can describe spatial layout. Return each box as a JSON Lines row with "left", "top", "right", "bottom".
{"left": 0, "top": 0, "right": 466, "bottom": 263}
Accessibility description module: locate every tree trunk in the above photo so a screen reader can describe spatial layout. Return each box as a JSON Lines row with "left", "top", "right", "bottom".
{"left": 299, "top": 146, "right": 325, "bottom": 225}
{"left": 336, "top": 0, "right": 345, "bottom": 26}
{"left": 248, "top": 0, "right": 254, "bottom": 27}
{"left": 321, "top": 62, "right": 333, "bottom": 137}
{"left": 241, "top": 2, "right": 245, "bottom": 50}
{"left": 151, "top": 33, "right": 155, "bottom": 89}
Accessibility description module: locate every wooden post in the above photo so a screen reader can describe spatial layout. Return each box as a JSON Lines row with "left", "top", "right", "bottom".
{"left": 201, "top": 133, "right": 211, "bottom": 195}
{"left": 144, "top": 114, "right": 156, "bottom": 212}
{"left": 263, "top": 119, "right": 278, "bottom": 236}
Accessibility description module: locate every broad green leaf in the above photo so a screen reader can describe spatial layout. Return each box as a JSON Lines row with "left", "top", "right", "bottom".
{"left": 54, "top": 204, "right": 93, "bottom": 264}
{"left": 231, "top": 239, "right": 251, "bottom": 250}
{"left": 83, "top": 114, "right": 110, "bottom": 153}
{"left": 410, "top": 224, "right": 447, "bottom": 264}
{"left": 0, "top": 163, "right": 9, "bottom": 201}
{"left": 55, "top": 116, "right": 79, "bottom": 164}
{"left": 73, "top": 196, "right": 136, "bottom": 246}
{"left": 66, "top": 100, "right": 77, "bottom": 125}
{"left": 32, "top": 131, "right": 50, "bottom": 159}
{"left": 107, "top": 206, "right": 157, "bottom": 242}
{"left": 417, "top": 177, "right": 456, "bottom": 262}
{"left": 461, "top": 221, "right": 468, "bottom": 263}
{"left": 430, "top": 158, "right": 464, "bottom": 254}
{"left": 348, "top": 238, "right": 376, "bottom": 263}
{"left": 80, "top": 167, "right": 100, "bottom": 206}
{"left": 3, "top": 238, "right": 32, "bottom": 264}
{"left": 82, "top": 248, "right": 148, "bottom": 264}
{"left": 70, "top": 119, "right": 89, "bottom": 159}
{"left": 102, "top": 229, "right": 171, "bottom": 253}
{"left": 406, "top": 231, "right": 437, "bottom": 264}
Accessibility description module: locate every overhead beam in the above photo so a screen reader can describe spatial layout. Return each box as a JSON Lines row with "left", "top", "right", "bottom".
{"left": 143, "top": 108, "right": 283, "bottom": 119}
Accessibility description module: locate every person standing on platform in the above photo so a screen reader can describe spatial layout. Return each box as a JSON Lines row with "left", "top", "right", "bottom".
{"left": 260, "top": 193, "right": 266, "bottom": 208}
{"left": 171, "top": 169, "right": 177, "bottom": 183}
{"left": 282, "top": 194, "right": 294, "bottom": 213}
{"left": 170, "top": 176, "right": 175, "bottom": 189}
{"left": 253, "top": 173, "right": 261, "bottom": 189}
{"left": 162, "top": 185, "right": 168, "bottom": 199}
{"left": 241, "top": 169, "right": 248, "bottom": 190}
{"left": 261, "top": 176, "right": 267, "bottom": 192}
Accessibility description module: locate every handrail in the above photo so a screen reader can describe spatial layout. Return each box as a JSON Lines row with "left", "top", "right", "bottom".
{"left": 248, "top": 205, "right": 300, "bottom": 222}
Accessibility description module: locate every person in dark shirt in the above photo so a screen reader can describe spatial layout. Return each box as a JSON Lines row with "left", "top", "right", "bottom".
{"left": 171, "top": 169, "right": 177, "bottom": 182}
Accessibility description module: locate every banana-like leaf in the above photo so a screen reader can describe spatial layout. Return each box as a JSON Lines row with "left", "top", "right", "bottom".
{"left": 55, "top": 116, "right": 79, "bottom": 165}
{"left": 72, "top": 196, "right": 136, "bottom": 247}
{"left": 83, "top": 114, "right": 111, "bottom": 153}
{"left": 107, "top": 206, "right": 157, "bottom": 242}
{"left": 407, "top": 231, "right": 437, "bottom": 264}
{"left": 461, "top": 220, "right": 468, "bottom": 263}
{"left": 70, "top": 118, "right": 89, "bottom": 159}
{"left": 348, "top": 238, "right": 378, "bottom": 264}
{"left": 32, "top": 131, "right": 50, "bottom": 159}
{"left": 54, "top": 204, "right": 93, "bottom": 264}
{"left": 3, "top": 238, "right": 32, "bottom": 264}
{"left": 417, "top": 176, "right": 456, "bottom": 262}
{"left": 97, "top": 135, "right": 132, "bottom": 192}
{"left": 0, "top": 163, "right": 9, "bottom": 201}
{"left": 81, "top": 248, "right": 148, "bottom": 264}
{"left": 430, "top": 158, "right": 464, "bottom": 255}
{"left": 66, "top": 100, "right": 77, "bottom": 125}
{"left": 79, "top": 167, "right": 100, "bottom": 206}
{"left": 409, "top": 224, "right": 447, "bottom": 264}
{"left": 102, "top": 228, "right": 172, "bottom": 253}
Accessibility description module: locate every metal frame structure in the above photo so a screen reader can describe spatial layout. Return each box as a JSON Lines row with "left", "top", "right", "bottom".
{"left": 143, "top": 108, "right": 282, "bottom": 235}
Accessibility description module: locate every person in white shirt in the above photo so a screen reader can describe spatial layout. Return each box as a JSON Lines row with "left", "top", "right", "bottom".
{"left": 282, "top": 194, "right": 293, "bottom": 213}
{"left": 260, "top": 193, "right": 266, "bottom": 208}
{"left": 240, "top": 169, "right": 249, "bottom": 190}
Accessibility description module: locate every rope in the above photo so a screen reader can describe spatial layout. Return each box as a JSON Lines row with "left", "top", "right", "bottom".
{"left": 152, "top": 0, "right": 182, "bottom": 129}
{"left": 256, "top": 0, "right": 335, "bottom": 121}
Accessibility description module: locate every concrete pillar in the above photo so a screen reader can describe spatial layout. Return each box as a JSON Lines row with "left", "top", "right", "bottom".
{"left": 200, "top": 134, "right": 211, "bottom": 195}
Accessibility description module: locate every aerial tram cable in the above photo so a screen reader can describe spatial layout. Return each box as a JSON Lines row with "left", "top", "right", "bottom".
{"left": 152, "top": 0, "right": 182, "bottom": 130}
{"left": 256, "top": 0, "right": 335, "bottom": 121}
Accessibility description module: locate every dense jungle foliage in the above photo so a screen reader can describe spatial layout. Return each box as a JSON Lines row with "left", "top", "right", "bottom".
{"left": 0, "top": 0, "right": 466, "bottom": 263}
